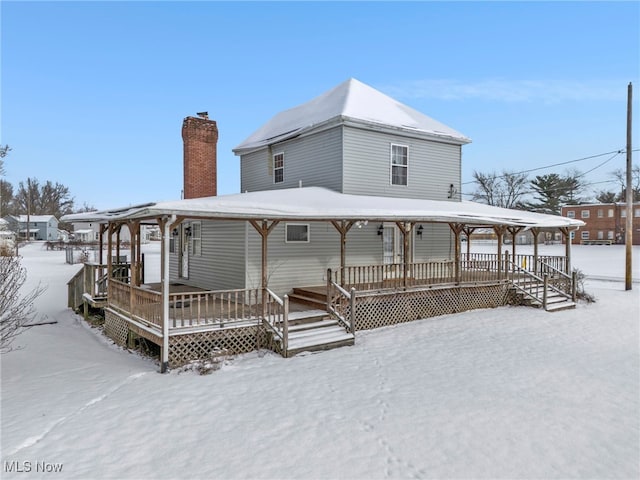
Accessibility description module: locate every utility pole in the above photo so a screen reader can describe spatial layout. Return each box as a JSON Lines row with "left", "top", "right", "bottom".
{"left": 625, "top": 82, "right": 633, "bottom": 291}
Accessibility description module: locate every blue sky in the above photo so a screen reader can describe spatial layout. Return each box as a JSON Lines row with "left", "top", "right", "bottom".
{"left": 2, "top": 1, "right": 639, "bottom": 210}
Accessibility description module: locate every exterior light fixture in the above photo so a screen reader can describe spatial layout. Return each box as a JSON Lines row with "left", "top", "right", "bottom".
{"left": 377, "top": 224, "right": 384, "bottom": 236}
{"left": 184, "top": 226, "right": 192, "bottom": 237}
{"left": 417, "top": 225, "right": 424, "bottom": 237}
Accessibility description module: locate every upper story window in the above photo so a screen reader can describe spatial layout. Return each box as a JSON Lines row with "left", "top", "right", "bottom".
{"left": 390, "top": 144, "right": 408, "bottom": 186}
{"left": 597, "top": 209, "right": 603, "bottom": 218}
{"left": 608, "top": 209, "right": 614, "bottom": 217}
{"left": 273, "top": 153, "right": 284, "bottom": 184}
{"left": 621, "top": 210, "right": 627, "bottom": 218}
{"left": 581, "top": 210, "right": 590, "bottom": 219}
{"left": 566, "top": 211, "right": 575, "bottom": 218}
{"left": 635, "top": 208, "right": 640, "bottom": 217}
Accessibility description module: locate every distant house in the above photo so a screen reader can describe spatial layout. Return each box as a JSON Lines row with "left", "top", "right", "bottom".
{"left": 64, "top": 79, "right": 583, "bottom": 370}
{"left": 561, "top": 203, "right": 640, "bottom": 245}
{"left": 70, "top": 220, "right": 155, "bottom": 244}
{"left": 2, "top": 215, "right": 59, "bottom": 241}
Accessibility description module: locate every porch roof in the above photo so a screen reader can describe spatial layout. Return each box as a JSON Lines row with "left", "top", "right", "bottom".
{"left": 62, "top": 187, "right": 584, "bottom": 229}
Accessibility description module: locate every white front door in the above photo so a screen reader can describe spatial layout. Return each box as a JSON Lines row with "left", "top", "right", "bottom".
{"left": 382, "top": 225, "right": 406, "bottom": 265}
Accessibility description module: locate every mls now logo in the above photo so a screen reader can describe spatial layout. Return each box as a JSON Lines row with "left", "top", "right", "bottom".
{"left": 4, "top": 461, "right": 63, "bottom": 473}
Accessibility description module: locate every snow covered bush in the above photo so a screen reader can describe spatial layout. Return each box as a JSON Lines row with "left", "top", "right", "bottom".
{"left": 0, "top": 256, "right": 46, "bottom": 353}
{"left": 574, "top": 268, "right": 596, "bottom": 303}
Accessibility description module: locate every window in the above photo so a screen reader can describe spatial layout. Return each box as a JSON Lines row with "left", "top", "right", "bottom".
{"left": 608, "top": 231, "right": 614, "bottom": 240}
{"left": 390, "top": 144, "right": 408, "bottom": 186}
{"left": 608, "top": 209, "right": 614, "bottom": 217}
{"left": 191, "top": 222, "right": 202, "bottom": 256}
{"left": 169, "top": 229, "right": 177, "bottom": 253}
{"left": 621, "top": 210, "right": 627, "bottom": 218}
{"left": 570, "top": 232, "right": 575, "bottom": 240}
{"left": 597, "top": 209, "right": 603, "bottom": 218}
{"left": 581, "top": 231, "right": 589, "bottom": 240}
{"left": 635, "top": 208, "right": 640, "bottom": 217}
{"left": 285, "top": 223, "right": 309, "bottom": 243}
{"left": 597, "top": 231, "right": 604, "bottom": 240}
{"left": 273, "top": 153, "right": 284, "bottom": 184}
{"left": 566, "top": 211, "right": 575, "bottom": 219}
{"left": 581, "top": 210, "right": 590, "bottom": 219}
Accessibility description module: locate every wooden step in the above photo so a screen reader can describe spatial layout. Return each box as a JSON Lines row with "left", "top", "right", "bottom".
{"left": 286, "top": 330, "right": 355, "bottom": 357}
{"left": 545, "top": 301, "right": 577, "bottom": 312}
{"left": 288, "top": 293, "right": 327, "bottom": 310}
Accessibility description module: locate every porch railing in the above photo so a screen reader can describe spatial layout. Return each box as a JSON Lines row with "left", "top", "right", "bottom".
{"left": 538, "top": 260, "right": 577, "bottom": 301}
{"left": 108, "top": 281, "right": 263, "bottom": 330}
{"left": 338, "top": 260, "right": 455, "bottom": 290}
{"left": 327, "top": 269, "right": 355, "bottom": 333}
{"left": 506, "top": 261, "right": 572, "bottom": 308}
{"left": 263, "top": 288, "right": 289, "bottom": 354}
{"left": 169, "top": 288, "right": 261, "bottom": 328}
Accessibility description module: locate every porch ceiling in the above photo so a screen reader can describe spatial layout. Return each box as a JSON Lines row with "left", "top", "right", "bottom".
{"left": 61, "top": 186, "right": 584, "bottom": 230}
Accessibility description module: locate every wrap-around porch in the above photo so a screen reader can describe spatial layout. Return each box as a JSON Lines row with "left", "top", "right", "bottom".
{"left": 64, "top": 187, "right": 583, "bottom": 371}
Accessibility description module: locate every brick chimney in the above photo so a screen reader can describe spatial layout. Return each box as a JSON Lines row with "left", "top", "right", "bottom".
{"left": 182, "top": 112, "right": 218, "bottom": 199}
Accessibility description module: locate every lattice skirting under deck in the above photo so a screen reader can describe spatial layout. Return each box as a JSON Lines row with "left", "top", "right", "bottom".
{"left": 354, "top": 283, "right": 510, "bottom": 331}
{"left": 104, "top": 309, "right": 130, "bottom": 347}
{"left": 169, "top": 326, "right": 267, "bottom": 368}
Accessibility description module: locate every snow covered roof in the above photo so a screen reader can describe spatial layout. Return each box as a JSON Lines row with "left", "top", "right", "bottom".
{"left": 233, "top": 78, "right": 471, "bottom": 154}
{"left": 61, "top": 187, "right": 584, "bottom": 230}
{"left": 16, "top": 215, "right": 57, "bottom": 223}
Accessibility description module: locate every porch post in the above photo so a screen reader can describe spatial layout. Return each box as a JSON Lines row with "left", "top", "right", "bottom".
{"left": 249, "top": 220, "right": 280, "bottom": 318}
{"left": 494, "top": 225, "right": 507, "bottom": 280}
{"left": 129, "top": 220, "right": 140, "bottom": 285}
{"left": 116, "top": 225, "right": 121, "bottom": 264}
{"left": 330, "top": 220, "right": 354, "bottom": 286}
{"left": 449, "top": 223, "right": 464, "bottom": 284}
{"left": 395, "top": 221, "right": 413, "bottom": 288}
{"left": 560, "top": 227, "right": 573, "bottom": 274}
{"left": 107, "top": 223, "right": 114, "bottom": 283}
{"left": 136, "top": 222, "right": 142, "bottom": 285}
{"left": 128, "top": 221, "right": 137, "bottom": 312}
{"left": 159, "top": 215, "right": 175, "bottom": 373}
{"left": 99, "top": 224, "right": 107, "bottom": 265}
{"left": 507, "top": 227, "right": 523, "bottom": 267}
{"left": 462, "top": 226, "right": 476, "bottom": 258}
{"left": 531, "top": 228, "right": 540, "bottom": 275}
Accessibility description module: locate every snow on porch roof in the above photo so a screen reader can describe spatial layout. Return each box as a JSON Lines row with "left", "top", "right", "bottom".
{"left": 233, "top": 78, "right": 471, "bottom": 153}
{"left": 62, "top": 187, "right": 584, "bottom": 229}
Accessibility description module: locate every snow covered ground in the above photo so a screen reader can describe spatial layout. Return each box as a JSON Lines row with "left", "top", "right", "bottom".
{"left": 1, "top": 242, "right": 638, "bottom": 479}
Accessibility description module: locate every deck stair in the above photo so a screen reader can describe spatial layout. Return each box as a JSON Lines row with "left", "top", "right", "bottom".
{"left": 288, "top": 286, "right": 328, "bottom": 310}
{"left": 510, "top": 276, "right": 576, "bottom": 312}
{"left": 273, "top": 309, "right": 354, "bottom": 357}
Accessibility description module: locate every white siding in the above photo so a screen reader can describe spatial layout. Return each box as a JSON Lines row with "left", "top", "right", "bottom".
{"left": 240, "top": 126, "right": 343, "bottom": 193}
{"left": 342, "top": 126, "right": 461, "bottom": 201}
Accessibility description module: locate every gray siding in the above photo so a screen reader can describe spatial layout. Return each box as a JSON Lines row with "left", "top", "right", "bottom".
{"left": 342, "top": 126, "right": 461, "bottom": 201}
{"left": 240, "top": 126, "right": 343, "bottom": 193}
{"left": 246, "top": 222, "right": 434, "bottom": 297}
{"left": 414, "top": 223, "right": 454, "bottom": 261}
{"left": 170, "top": 220, "right": 246, "bottom": 291}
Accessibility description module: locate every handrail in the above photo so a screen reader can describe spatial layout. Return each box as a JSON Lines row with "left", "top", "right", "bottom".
{"left": 263, "top": 288, "right": 289, "bottom": 355}
{"left": 327, "top": 269, "right": 355, "bottom": 333}
{"left": 537, "top": 260, "right": 577, "bottom": 301}
{"left": 507, "top": 261, "right": 571, "bottom": 307}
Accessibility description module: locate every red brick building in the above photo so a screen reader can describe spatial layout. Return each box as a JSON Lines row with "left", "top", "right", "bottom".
{"left": 561, "top": 203, "right": 640, "bottom": 245}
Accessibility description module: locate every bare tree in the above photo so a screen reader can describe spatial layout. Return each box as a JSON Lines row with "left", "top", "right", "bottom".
{"left": 611, "top": 165, "right": 640, "bottom": 201}
{"left": 0, "top": 256, "right": 46, "bottom": 353}
{"left": 13, "top": 177, "right": 74, "bottom": 218}
{"left": 471, "top": 170, "right": 529, "bottom": 209}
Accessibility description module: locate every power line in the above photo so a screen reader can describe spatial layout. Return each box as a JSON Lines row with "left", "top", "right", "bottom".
{"left": 462, "top": 148, "right": 638, "bottom": 185}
